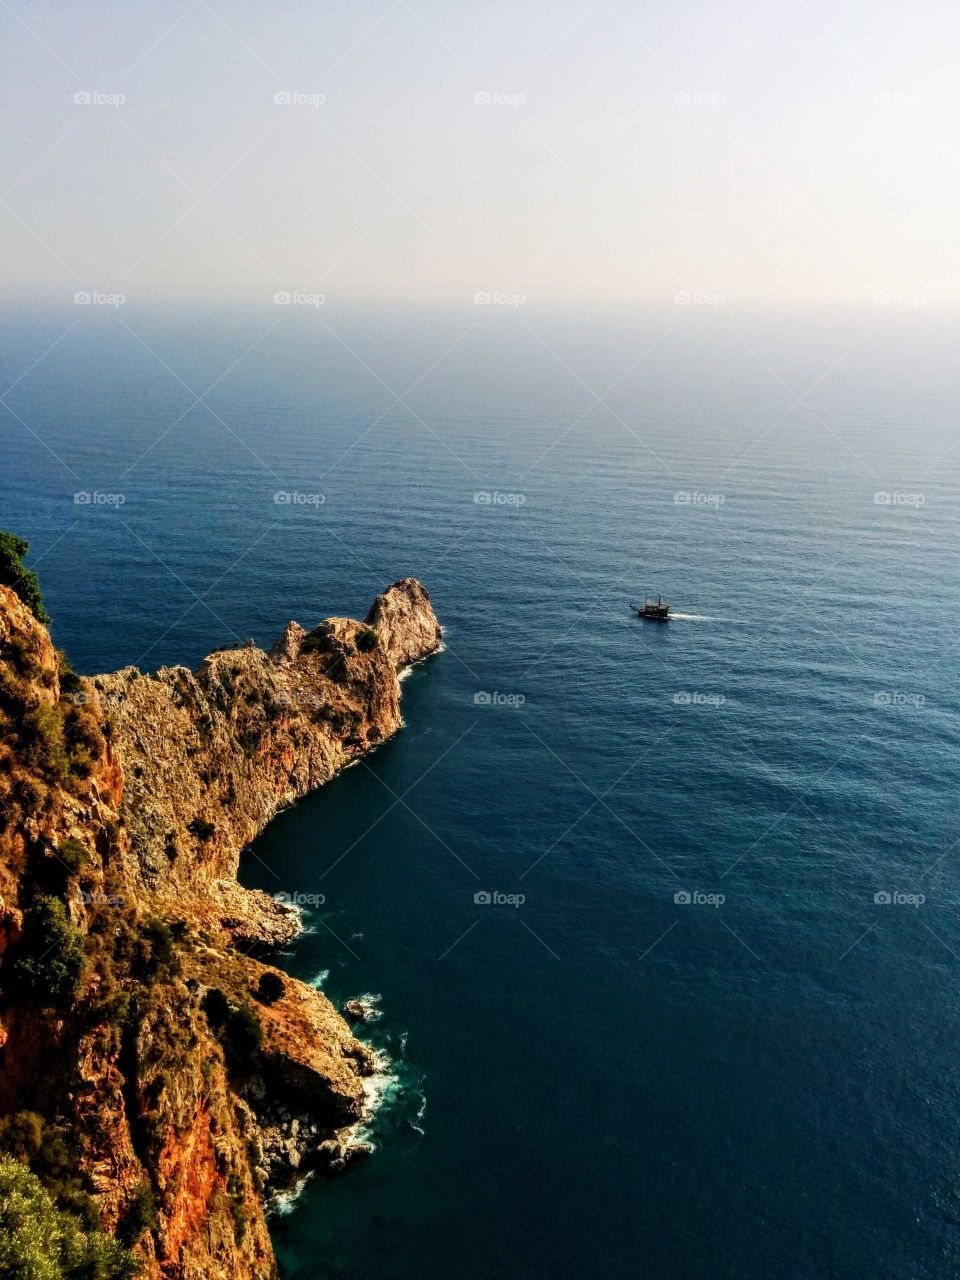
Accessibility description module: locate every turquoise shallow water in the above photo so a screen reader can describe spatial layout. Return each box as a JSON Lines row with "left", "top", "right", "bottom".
{"left": 4, "top": 302, "right": 960, "bottom": 1278}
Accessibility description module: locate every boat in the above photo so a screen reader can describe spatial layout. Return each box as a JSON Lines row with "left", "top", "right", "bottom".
{"left": 632, "top": 594, "right": 670, "bottom": 621}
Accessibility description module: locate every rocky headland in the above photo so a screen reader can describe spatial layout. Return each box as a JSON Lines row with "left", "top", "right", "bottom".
{"left": 0, "top": 542, "right": 440, "bottom": 1279}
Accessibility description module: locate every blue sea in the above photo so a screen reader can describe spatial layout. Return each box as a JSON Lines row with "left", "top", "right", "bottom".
{"left": 4, "top": 300, "right": 960, "bottom": 1279}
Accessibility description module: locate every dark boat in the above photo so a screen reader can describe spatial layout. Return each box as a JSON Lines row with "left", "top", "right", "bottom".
{"left": 632, "top": 594, "right": 670, "bottom": 621}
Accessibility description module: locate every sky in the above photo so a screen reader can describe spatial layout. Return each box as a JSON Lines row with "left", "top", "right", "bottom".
{"left": 1, "top": 0, "right": 958, "bottom": 305}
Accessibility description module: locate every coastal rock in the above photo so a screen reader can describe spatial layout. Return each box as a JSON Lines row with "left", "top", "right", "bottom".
{"left": 271, "top": 620, "right": 306, "bottom": 664}
{"left": 0, "top": 576, "right": 441, "bottom": 1280}
{"left": 366, "top": 577, "right": 443, "bottom": 669}
{"left": 343, "top": 995, "right": 383, "bottom": 1024}
{"left": 93, "top": 577, "right": 442, "bottom": 928}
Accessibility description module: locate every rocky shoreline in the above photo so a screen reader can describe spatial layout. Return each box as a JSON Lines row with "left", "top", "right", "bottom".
{"left": 0, "top": 567, "right": 441, "bottom": 1279}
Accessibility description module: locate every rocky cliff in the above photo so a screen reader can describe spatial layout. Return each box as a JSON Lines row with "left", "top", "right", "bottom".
{"left": 0, "top": 570, "right": 441, "bottom": 1279}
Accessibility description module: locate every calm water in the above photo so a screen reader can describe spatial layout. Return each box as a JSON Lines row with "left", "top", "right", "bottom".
{"left": 4, "top": 301, "right": 960, "bottom": 1279}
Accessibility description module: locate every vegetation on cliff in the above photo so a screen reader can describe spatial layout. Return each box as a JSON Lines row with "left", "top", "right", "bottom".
{"left": 0, "top": 531, "right": 48, "bottom": 624}
{"left": 0, "top": 1155, "right": 136, "bottom": 1278}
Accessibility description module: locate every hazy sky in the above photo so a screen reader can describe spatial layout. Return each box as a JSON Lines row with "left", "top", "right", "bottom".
{"left": 1, "top": 0, "right": 958, "bottom": 304}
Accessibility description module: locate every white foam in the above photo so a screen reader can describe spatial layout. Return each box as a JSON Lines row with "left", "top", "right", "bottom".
{"left": 309, "top": 968, "right": 329, "bottom": 989}
{"left": 348, "top": 991, "right": 383, "bottom": 1021}
{"left": 355, "top": 1046, "right": 400, "bottom": 1147}
{"left": 410, "top": 1092, "right": 427, "bottom": 1136}
{"left": 399, "top": 639, "right": 445, "bottom": 681}
{"left": 268, "top": 1171, "right": 314, "bottom": 1217}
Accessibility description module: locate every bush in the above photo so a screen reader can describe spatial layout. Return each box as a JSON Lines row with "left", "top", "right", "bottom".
{"left": 4, "top": 632, "right": 42, "bottom": 680}
{"left": 12, "top": 896, "right": 85, "bottom": 1007}
{"left": 117, "top": 1180, "right": 156, "bottom": 1248}
{"left": 20, "top": 704, "right": 69, "bottom": 780}
{"left": 0, "top": 1154, "right": 137, "bottom": 1279}
{"left": 224, "top": 1004, "right": 263, "bottom": 1070}
{"left": 226, "top": 1172, "right": 248, "bottom": 1243}
{"left": 356, "top": 627, "right": 379, "bottom": 653}
{"left": 187, "top": 818, "right": 215, "bottom": 842}
{"left": 0, "top": 1113, "right": 95, "bottom": 1227}
{"left": 62, "top": 704, "right": 105, "bottom": 775}
{"left": 200, "top": 987, "right": 229, "bottom": 1028}
{"left": 56, "top": 837, "right": 89, "bottom": 877}
{"left": 255, "top": 972, "right": 284, "bottom": 1005}
{"left": 56, "top": 650, "right": 83, "bottom": 696}
{"left": 130, "top": 920, "right": 180, "bottom": 981}
{"left": 0, "top": 1112, "right": 45, "bottom": 1164}
{"left": 0, "top": 531, "right": 49, "bottom": 623}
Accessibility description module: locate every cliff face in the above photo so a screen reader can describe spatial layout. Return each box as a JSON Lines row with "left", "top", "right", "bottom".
{"left": 95, "top": 578, "right": 439, "bottom": 943}
{"left": 0, "top": 577, "right": 441, "bottom": 1279}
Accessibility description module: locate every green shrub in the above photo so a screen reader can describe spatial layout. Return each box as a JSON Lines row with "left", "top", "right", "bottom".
{"left": 187, "top": 818, "right": 215, "bottom": 842}
{"left": 255, "top": 971, "right": 284, "bottom": 1004}
{"left": 117, "top": 1180, "right": 156, "bottom": 1247}
{"left": 0, "top": 531, "right": 49, "bottom": 624}
{"left": 4, "top": 632, "right": 42, "bottom": 680}
{"left": 356, "top": 627, "right": 379, "bottom": 653}
{"left": 0, "top": 1111, "right": 45, "bottom": 1164}
{"left": 20, "top": 704, "right": 69, "bottom": 780}
{"left": 200, "top": 987, "right": 229, "bottom": 1028}
{"left": 0, "top": 1113, "right": 95, "bottom": 1226}
{"left": 13, "top": 896, "right": 85, "bottom": 1007}
{"left": 129, "top": 920, "right": 180, "bottom": 981}
{"left": 0, "top": 1154, "right": 137, "bottom": 1279}
{"left": 56, "top": 650, "right": 83, "bottom": 696}
{"left": 226, "top": 1172, "right": 248, "bottom": 1243}
{"left": 224, "top": 1003, "right": 263, "bottom": 1071}
{"left": 143, "top": 920, "right": 176, "bottom": 973}
{"left": 201, "top": 990, "right": 263, "bottom": 1071}
{"left": 56, "top": 837, "right": 89, "bottom": 877}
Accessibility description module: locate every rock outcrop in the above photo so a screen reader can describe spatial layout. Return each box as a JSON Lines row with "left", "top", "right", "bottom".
{"left": 0, "top": 576, "right": 441, "bottom": 1279}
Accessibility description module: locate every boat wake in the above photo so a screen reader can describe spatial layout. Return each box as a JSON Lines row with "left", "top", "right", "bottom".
{"left": 667, "top": 612, "right": 716, "bottom": 621}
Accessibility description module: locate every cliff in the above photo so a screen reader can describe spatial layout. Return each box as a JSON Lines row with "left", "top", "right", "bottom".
{"left": 0, "top": 572, "right": 441, "bottom": 1279}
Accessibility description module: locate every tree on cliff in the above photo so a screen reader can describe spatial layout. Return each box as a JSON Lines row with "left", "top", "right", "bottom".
{"left": 0, "top": 1155, "right": 137, "bottom": 1278}
{"left": 0, "top": 531, "right": 49, "bottom": 624}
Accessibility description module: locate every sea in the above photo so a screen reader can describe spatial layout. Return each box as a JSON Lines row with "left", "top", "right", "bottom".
{"left": 4, "top": 299, "right": 960, "bottom": 1279}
